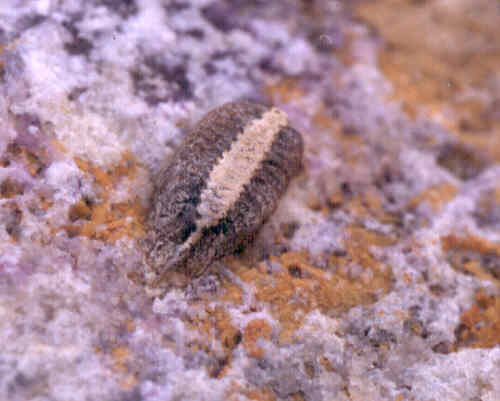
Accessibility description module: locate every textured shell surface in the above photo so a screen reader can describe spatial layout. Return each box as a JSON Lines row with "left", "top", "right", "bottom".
{"left": 145, "top": 101, "right": 303, "bottom": 282}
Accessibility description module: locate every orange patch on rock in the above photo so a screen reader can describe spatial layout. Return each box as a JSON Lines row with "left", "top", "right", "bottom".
{"left": 3, "top": 142, "right": 46, "bottom": 176}
{"left": 111, "top": 346, "right": 138, "bottom": 390}
{"left": 213, "top": 307, "right": 241, "bottom": 353}
{"left": 68, "top": 199, "right": 93, "bottom": 221}
{"left": 226, "top": 382, "right": 276, "bottom": 401}
{"left": 357, "top": 0, "right": 500, "bottom": 161}
{"left": 408, "top": 183, "right": 458, "bottom": 212}
{"left": 112, "top": 346, "right": 131, "bottom": 373}
{"left": 221, "top": 282, "right": 244, "bottom": 305}
{"left": 311, "top": 107, "right": 342, "bottom": 136}
{"left": 120, "top": 374, "right": 138, "bottom": 391}
{"left": 265, "top": 78, "right": 305, "bottom": 104}
{"left": 319, "top": 356, "right": 334, "bottom": 372}
{"left": 345, "top": 190, "right": 402, "bottom": 225}
{"left": 455, "top": 290, "right": 500, "bottom": 350}
{"left": 51, "top": 138, "right": 68, "bottom": 153}
{"left": 187, "top": 305, "right": 240, "bottom": 378}
{"left": 183, "top": 229, "right": 395, "bottom": 376}
{"left": 243, "top": 319, "right": 272, "bottom": 359}
{"left": 235, "top": 245, "right": 393, "bottom": 343}
{"left": 246, "top": 388, "right": 277, "bottom": 401}
{"left": 312, "top": 107, "right": 370, "bottom": 151}
{"left": 0, "top": 179, "right": 24, "bottom": 199}
{"left": 74, "top": 150, "right": 138, "bottom": 189}
{"left": 310, "top": 110, "right": 403, "bottom": 226}
{"left": 334, "top": 29, "right": 357, "bottom": 68}
{"left": 39, "top": 195, "right": 54, "bottom": 211}
{"left": 22, "top": 148, "right": 46, "bottom": 176}
{"left": 62, "top": 151, "right": 146, "bottom": 242}
{"left": 442, "top": 234, "right": 500, "bottom": 285}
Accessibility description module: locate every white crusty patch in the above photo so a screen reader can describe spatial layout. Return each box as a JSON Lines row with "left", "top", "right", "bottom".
{"left": 174, "top": 107, "right": 288, "bottom": 260}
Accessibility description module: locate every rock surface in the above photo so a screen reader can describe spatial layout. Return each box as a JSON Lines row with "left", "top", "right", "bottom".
{"left": 1, "top": 1, "right": 499, "bottom": 400}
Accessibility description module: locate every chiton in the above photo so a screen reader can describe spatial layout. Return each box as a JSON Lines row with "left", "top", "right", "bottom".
{"left": 144, "top": 101, "right": 303, "bottom": 284}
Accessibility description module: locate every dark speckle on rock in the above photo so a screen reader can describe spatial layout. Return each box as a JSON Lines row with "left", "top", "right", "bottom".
{"left": 64, "top": 36, "right": 93, "bottom": 56}
{"left": 437, "top": 142, "right": 489, "bottom": 180}
{"left": 3, "top": 205, "right": 22, "bottom": 241}
{"left": 131, "top": 56, "right": 192, "bottom": 105}
{"left": 183, "top": 28, "right": 204, "bottom": 40}
{"left": 203, "top": 61, "right": 217, "bottom": 75}
{"left": 201, "top": 2, "right": 239, "bottom": 33}
{"left": 67, "top": 86, "right": 88, "bottom": 102}
{"left": 15, "top": 13, "right": 46, "bottom": 31}
{"left": 62, "top": 19, "right": 94, "bottom": 56}
{"left": 99, "top": 0, "right": 138, "bottom": 19}
{"left": 258, "top": 56, "right": 282, "bottom": 74}
{"left": 164, "top": 1, "right": 190, "bottom": 13}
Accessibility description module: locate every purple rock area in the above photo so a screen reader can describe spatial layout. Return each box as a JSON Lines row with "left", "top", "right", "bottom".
{"left": 1, "top": 1, "right": 499, "bottom": 400}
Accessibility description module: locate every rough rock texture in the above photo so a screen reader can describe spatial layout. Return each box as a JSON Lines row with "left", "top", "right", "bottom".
{"left": 1, "top": 1, "right": 499, "bottom": 400}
